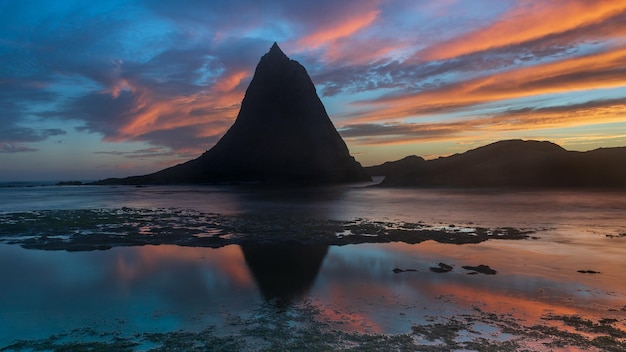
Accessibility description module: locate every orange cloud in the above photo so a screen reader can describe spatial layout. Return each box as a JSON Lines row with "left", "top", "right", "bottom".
{"left": 322, "top": 39, "right": 408, "bottom": 64}
{"left": 351, "top": 46, "right": 626, "bottom": 124}
{"left": 421, "top": 0, "right": 626, "bottom": 60}
{"left": 341, "top": 98, "right": 626, "bottom": 147}
{"left": 115, "top": 245, "right": 254, "bottom": 287}
{"left": 213, "top": 70, "right": 250, "bottom": 93}
{"left": 296, "top": 10, "right": 380, "bottom": 50}
{"left": 110, "top": 78, "right": 135, "bottom": 98}
{"left": 110, "top": 71, "right": 249, "bottom": 147}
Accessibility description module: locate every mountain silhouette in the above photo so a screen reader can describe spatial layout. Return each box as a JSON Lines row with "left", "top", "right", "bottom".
{"left": 241, "top": 244, "right": 328, "bottom": 307}
{"left": 367, "top": 140, "right": 626, "bottom": 188}
{"left": 95, "top": 43, "right": 369, "bottom": 185}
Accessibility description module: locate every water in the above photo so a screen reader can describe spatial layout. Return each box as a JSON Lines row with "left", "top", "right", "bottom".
{"left": 1, "top": 184, "right": 625, "bottom": 350}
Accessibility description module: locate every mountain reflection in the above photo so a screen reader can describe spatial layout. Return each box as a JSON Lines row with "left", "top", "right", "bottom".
{"left": 240, "top": 244, "right": 328, "bottom": 306}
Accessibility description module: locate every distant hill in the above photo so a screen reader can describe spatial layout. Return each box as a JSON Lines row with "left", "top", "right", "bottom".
{"left": 366, "top": 140, "right": 626, "bottom": 188}
{"left": 93, "top": 43, "right": 369, "bottom": 185}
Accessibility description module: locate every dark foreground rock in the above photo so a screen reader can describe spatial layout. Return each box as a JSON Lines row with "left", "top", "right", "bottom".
{"left": 430, "top": 262, "right": 454, "bottom": 273}
{"left": 0, "top": 208, "right": 536, "bottom": 251}
{"left": 462, "top": 264, "right": 497, "bottom": 275}
{"left": 577, "top": 270, "right": 601, "bottom": 274}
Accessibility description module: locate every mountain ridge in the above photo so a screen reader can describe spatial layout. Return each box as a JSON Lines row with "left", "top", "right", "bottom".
{"left": 366, "top": 139, "right": 626, "bottom": 188}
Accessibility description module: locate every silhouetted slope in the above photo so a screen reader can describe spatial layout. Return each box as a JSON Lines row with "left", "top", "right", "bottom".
{"left": 95, "top": 43, "right": 369, "bottom": 185}
{"left": 366, "top": 140, "right": 626, "bottom": 188}
{"left": 365, "top": 155, "right": 426, "bottom": 186}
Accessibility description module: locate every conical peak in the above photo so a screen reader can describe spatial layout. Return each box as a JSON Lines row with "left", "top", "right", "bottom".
{"left": 97, "top": 39, "right": 371, "bottom": 185}
{"left": 270, "top": 42, "right": 282, "bottom": 53}
{"left": 265, "top": 42, "right": 289, "bottom": 61}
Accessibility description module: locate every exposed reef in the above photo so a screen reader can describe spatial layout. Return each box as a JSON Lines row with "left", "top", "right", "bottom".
{"left": 3, "top": 301, "right": 625, "bottom": 351}
{"left": 0, "top": 207, "right": 536, "bottom": 251}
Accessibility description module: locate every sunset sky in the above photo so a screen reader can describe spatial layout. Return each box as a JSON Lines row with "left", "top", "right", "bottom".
{"left": 2, "top": 0, "right": 626, "bottom": 181}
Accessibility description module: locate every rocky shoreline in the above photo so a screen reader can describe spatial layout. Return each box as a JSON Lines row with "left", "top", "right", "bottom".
{"left": 2, "top": 299, "right": 625, "bottom": 352}
{"left": 0, "top": 207, "right": 537, "bottom": 251}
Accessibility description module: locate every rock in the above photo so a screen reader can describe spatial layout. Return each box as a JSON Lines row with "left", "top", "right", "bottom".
{"left": 56, "top": 181, "right": 83, "bottom": 186}
{"left": 430, "top": 262, "right": 453, "bottom": 273}
{"left": 393, "top": 268, "right": 417, "bottom": 274}
{"left": 462, "top": 264, "right": 497, "bottom": 275}
{"left": 94, "top": 43, "right": 369, "bottom": 186}
{"left": 577, "top": 270, "right": 600, "bottom": 274}
{"left": 438, "top": 262, "right": 454, "bottom": 271}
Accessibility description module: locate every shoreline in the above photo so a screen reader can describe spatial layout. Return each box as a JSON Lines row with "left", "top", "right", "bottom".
{"left": 0, "top": 207, "right": 537, "bottom": 252}
{"left": 2, "top": 295, "right": 625, "bottom": 351}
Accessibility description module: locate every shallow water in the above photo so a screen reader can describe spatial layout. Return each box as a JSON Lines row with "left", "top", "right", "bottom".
{"left": 1, "top": 184, "right": 625, "bottom": 350}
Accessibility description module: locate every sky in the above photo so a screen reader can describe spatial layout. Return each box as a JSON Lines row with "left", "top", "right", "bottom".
{"left": 1, "top": 0, "right": 626, "bottom": 181}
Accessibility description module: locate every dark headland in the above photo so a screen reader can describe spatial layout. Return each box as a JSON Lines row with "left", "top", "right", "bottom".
{"left": 366, "top": 139, "right": 626, "bottom": 188}
{"left": 93, "top": 43, "right": 370, "bottom": 185}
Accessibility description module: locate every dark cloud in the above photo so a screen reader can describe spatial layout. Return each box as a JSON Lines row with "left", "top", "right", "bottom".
{"left": 61, "top": 90, "right": 140, "bottom": 137}
{"left": 501, "top": 98, "right": 626, "bottom": 116}
{"left": 0, "top": 125, "right": 41, "bottom": 142}
{"left": 340, "top": 123, "right": 459, "bottom": 140}
{"left": 0, "top": 143, "right": 38, "bottom": 153}
{"left": 137, "top": 125, "right": 224, "bottom": 153}
{"left": 0, "top": 105, "right": 67, "bottom": 151}
{"left": 94, "top": 146, "right": 175, "bottom": 159}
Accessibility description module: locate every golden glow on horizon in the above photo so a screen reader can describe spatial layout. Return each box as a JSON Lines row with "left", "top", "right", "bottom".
{"left": 343, "top": 101, "right": 626, "bottom": 147}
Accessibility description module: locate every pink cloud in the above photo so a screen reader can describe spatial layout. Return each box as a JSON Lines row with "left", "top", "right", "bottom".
{"left": 296, "top": 10, "right": 380, "bottom": 51}
{"left": 421, "top": 0, "right": 626, "bottom": 60}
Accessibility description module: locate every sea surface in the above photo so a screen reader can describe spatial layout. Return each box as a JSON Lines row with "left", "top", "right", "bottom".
{"left": 1, "top": 183, "right": 625, "bottom": 350}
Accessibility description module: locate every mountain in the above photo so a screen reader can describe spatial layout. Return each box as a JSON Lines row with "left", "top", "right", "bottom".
{"left": 95, "top": 43, "right": 369, "bottom": 185}
{"left": 366, "top": 140, "right": 626, "bottom": 188}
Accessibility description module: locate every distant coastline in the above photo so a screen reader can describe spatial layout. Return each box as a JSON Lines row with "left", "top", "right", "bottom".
{"left": 365, "top": 139, "right": 626, "bottom": 189}
{"left": 0, "top": 181, "right": 95, "bottom": 188}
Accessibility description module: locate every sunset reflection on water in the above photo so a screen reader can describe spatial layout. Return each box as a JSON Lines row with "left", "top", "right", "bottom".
{"left": 1, "top": 186, "right": 626, "bottom": 348}
{"left": 1, "top": 234, "right": 625, "bottom": 346}
{"left": 311, "top": 239, "right": 626, "bottom": 333}
{"left": 99, "top": 232, "right": 626, "bottom": 337}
